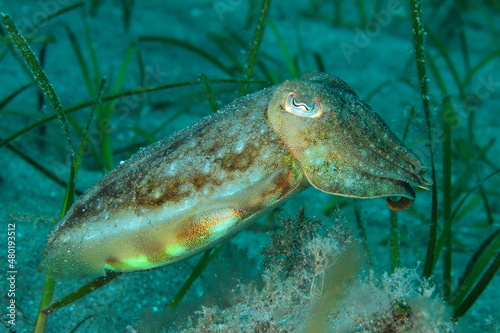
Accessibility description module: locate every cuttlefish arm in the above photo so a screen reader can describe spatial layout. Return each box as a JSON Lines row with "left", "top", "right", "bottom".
{"left": 42, "top": 72, "right": 431, "bottom": 278}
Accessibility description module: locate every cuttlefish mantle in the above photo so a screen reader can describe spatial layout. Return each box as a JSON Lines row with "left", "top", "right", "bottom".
{"left": 42, "top": 72, "right": 431, "bottom": 278}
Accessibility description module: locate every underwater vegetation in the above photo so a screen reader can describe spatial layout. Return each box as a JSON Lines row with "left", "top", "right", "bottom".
{"left": 0, "top": 0, "right": 499, "bottom": 332}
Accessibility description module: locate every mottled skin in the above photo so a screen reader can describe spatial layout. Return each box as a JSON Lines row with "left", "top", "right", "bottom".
{"left": 43, "top": 73, "right": 431, "bottom": 278}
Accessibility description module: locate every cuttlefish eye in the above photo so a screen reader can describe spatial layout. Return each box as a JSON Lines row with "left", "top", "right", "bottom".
{"left": 284, "top": 92, "right": 322, "bottom": 118}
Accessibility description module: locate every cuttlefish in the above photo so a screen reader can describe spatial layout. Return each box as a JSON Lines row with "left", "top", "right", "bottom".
{"left": 43, "top": 72, "right": 431, "bottom": 278}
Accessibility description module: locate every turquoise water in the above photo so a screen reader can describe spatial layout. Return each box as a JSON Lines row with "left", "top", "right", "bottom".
{"left": 1, "top": 1, "right": 499, "bottom": 332}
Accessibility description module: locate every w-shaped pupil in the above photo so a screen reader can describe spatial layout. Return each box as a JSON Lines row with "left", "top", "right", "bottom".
{"left": 292, "top": 96, "right": 310, "bottom": 111}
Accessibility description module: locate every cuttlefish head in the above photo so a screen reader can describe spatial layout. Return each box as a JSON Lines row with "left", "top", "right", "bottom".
{"left": 267, "top": 72, "right": 432, "bottom": 211}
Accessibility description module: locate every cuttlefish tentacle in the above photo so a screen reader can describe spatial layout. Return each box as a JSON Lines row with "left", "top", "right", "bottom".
{"left": 43, "top": 72, "right": 431, "bottom": 278}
